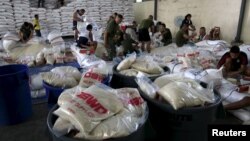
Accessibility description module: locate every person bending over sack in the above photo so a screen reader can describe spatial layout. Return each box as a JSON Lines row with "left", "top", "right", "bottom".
{"left": 175, "top": 23, "right": 196, "bottom": 47}
{"left": 217, "top": 46, "right": 249, "bottom": 78}
{"left": 77, "top": 24, "right": 97, "bottom": 50}
{"left": 159, "top": 23, "right": 172, "bottom": 46}
{"left": 19, "top": 22, "right": 34, "bottom": 43}
{"left": 122, "top": 33, "right": 139, "bottom": 56}
{"left": 217, "top": 46, "right": 250, "bottom": 110}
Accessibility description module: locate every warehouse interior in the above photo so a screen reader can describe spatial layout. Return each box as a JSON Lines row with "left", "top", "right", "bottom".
{"left": 0, "top": 0, "right": 250, "bottom": 141}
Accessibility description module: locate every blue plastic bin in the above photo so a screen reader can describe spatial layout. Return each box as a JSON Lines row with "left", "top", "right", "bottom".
{"left": 43, "top": 82, "right": 64, "bottom": 108}
{"left": 0, "top": 64, "right": 32, "bottom": 126}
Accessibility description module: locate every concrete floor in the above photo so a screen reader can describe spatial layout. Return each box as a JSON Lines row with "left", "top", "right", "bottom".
{"left": 0, "top": 103, "right": 51, "bottom": 141}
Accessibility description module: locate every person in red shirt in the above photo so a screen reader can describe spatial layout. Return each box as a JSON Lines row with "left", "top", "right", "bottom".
{"left": 217, "top": 45, "right": 248, "bottom": 77}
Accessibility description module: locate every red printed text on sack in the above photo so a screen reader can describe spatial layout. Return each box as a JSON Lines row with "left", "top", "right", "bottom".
{"left": 76, "top": 92, "right": 108, "bottom": 114}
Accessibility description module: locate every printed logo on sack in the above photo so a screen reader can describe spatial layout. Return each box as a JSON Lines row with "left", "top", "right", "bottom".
{"left": 76, "top": 92, "right": 108, "bottom": 114}
{"left": 84, "top": 71, "right": 104, "bottom": 82}
{"left": 129, "top": 97, "right": 144, "bottom": 106}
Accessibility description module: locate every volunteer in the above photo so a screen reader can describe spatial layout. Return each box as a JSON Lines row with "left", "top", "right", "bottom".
{"left": 33, "top": 14, "right": 41, "bottom": 37}
{"left": 73, "top": 9, "right": 85, "bottom": 41}
{"left": 19, "top": 22, "right": 34, "bottom": 43}
{"left": 209, "top": 27, "right": 220, "bottom": 40}
{"left": 122, "top": 33, "right": 139, "bottom": 55}
{"left": 104, "top": 14, "right": 123, "bottom": 61}
{"left": 181, "top": 13, "right": 196, "bottom": 35}
{"left": 217, "top": 45, "right": 248, "bottom": 78}
{"left": 138, "top": 15, "right": 154, "bottom": 53}
{"left": 38, "top": 0, "right": 44, "bottom": 8}
{"left": 159, "top": 23, "right": 172, "bottom": 46}
{"left": 77, "top": 24, "right": 97, "bottom": 50}
{"left": 196, "top": 27, "right": 209, "bottom": 42}
{"left": 175, "top": 23, "right": 196, "bottom": 47}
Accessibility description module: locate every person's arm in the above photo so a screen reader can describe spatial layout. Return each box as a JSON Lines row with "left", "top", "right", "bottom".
{"left": 73, "top": 12, "right": 83, "bottom": 22}
{"left": 203, "top": 35, "right": 209, "bottom": 40}
{"left": 28, "top": 30, "right": 34, "bottom": 41}
{"left": 104, "top": 31, "right": 109, "bottom": 48}
{"left": 89, "top": 31, "right": 93, "bottom": 42}
{"left": 19, "top": 31, "right": 25, "bottom": 43}
{"left": 217, "top": 53, "right": 227, "bottom": 69}
{"left": 183, "top": 32, "right": 196, "bottom": 40}
{"left": 189, "top": 20, "right": 196, "bottom": 31}
{"left": 227, "top": 64, "right": 246, "bottom": 77}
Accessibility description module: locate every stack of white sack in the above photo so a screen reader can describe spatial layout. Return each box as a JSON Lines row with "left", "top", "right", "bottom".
{"left": 136, "top": 73, "right": 216, "bottom": 110}
{"left": 99, "top": 0, "right": 112, "bottom": 28}
{"left": 183, "top": 68, "right": 224, "bottom": 87}
{"left": 153, "top": 47, "right": 217, "bottom": 73}
{"left": 41, "top": 66, "right": 81, "bottom": 88}
{"left": 44, "top": 0, "right": 57, "bottom": 9}
{"left": 216, "top": 79, "right": 250, "bottom": 122}
{"left": 53, "top": 84, "right": 147, "bottom": 140}
{"left": 112, "top": 1, "right": 124, "bottom": 15}
{"left": 195, "top": 40, "right": 230, "bottom": 60}
{"left": 238, "top": 44, "right": 250, "bottom": 62}
{"left": 122, "top": 0, "right": 135, "bottom": 23}
{"left": 0, "top": 0, "right": 15, "bottom": 37}
{"left": 85, "top": 1, "right": 101, "bottom": 27}
{"left": 29, "top": 0, "right": 37, "bottom": 8}
{"left": 12, "top": 0, "right": 31, "bottom": 31}
{"left": 79, "top": 61, "right": 110, "bottom": 88}
{"left": 30, "top": 73, "right": 46, "bottom": 98}
{"left": 2, "top": 32, "right": 20, "bottom": 52}
{"left": 46, "top": 31, "right": 67, "bottom": 64}
{"left": 116, "top": 53, "right": 165, "bottom": 77}
{"left": 46, "top": 9, "right": 62, "bottom": 33}
{"left": 61, "top": 6, "right": 74, "bottom": 36}
{"left": 30, "top": 8, "right": 48, "bottom": 38}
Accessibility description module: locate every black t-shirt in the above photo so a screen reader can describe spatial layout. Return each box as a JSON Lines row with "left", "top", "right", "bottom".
{"left": 181, "top": 19, "right": 193, "bottom": 27}
{"left": 217, "top": 52, "right": 248, "bottom": 71}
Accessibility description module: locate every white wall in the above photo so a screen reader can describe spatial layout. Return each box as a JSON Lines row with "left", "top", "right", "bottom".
{"left": 133, "top": 1, "right": 154, "bottom": 24}
{"left": 241, "top": 0, "right": 250, "bottom": 43}
{"left": 134, "top": 0, "right": 250, "bottom": 43}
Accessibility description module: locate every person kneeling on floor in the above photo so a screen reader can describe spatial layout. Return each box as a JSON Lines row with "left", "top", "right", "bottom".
{"left": 122, "top": 33, "right": 139, "bottom": 56}
{"left": 217, "top": 45, "right": 249, "bottom": 78}
{"left": 19, "top": 22, "right": 34, "bottom": 43}
{"left": 77, "top": 24, "right": 97, "bottom": 51}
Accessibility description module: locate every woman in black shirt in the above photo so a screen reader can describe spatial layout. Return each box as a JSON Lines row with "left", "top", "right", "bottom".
{"left": 181, "top": 14, "right": 196, "bottom": 35}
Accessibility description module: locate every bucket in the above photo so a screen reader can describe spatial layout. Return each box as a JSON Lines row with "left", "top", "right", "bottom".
{"left": 110, "top": 64, "right": 170, "bottom": 88}
{"left": 43, "top": 82, "right": 64, "bottom": 108}
{"left": 0, "top": 64, "right": 32, "bottom": 125}
{"left": 139, "top": 88, "right": 222, "bottom": 141}
{"left": 47, "top": 105, "right": 147, "bottom": 141}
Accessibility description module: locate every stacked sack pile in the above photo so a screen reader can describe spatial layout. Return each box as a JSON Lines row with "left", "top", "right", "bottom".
{"left": 30, "top": 8, "right": 48, "bottom": 38}
{"left": 60, "top": 6, "right": 75, "bottom": 36}
{"left": 44, "top": 0, "right": 57, "bottom": 9}
{"left": 30, "top": 73, "right": 46, "bottom": 98}
{"left": 12, "top": 0, "right": 31, "bottom": 31}
{"left": 122, "top": 0, "right": 135, "bottom": 23}
{"left": 29, "top": 0, "right": 37, "bottom": 8}
{"left": 46, "top": 9, "right": 62, "bottom": 33}
{"left": 100, "top": 0, "right": 113, "bottom": 28}
{"left": 0, "top": 0, "right": 15, "bottom": 37}
{"left": 86, "top": 1, "right": 101, "bottom": 27}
